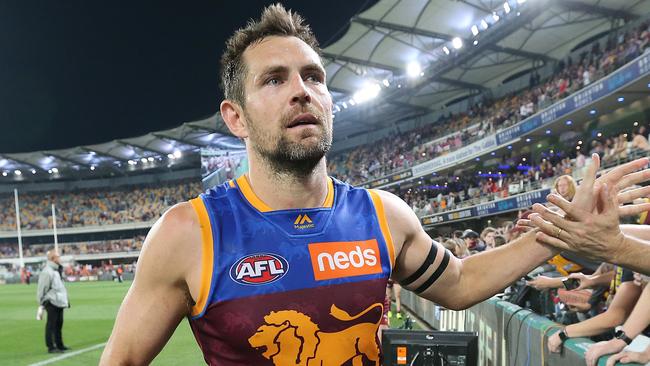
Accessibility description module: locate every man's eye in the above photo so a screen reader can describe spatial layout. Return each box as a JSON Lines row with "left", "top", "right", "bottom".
{"left": 266, "top": 78, "right": 280, "bottom": 86}
{"left": 306, "top": 74, "right": 322, "bottom": 83}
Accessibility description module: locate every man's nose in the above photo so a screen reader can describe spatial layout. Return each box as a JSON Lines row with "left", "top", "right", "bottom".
{"left": 289, "top": 74, "right": 311, "bottom": 105}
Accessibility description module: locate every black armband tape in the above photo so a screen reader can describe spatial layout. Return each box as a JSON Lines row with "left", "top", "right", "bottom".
{"left": 399, "top": 242, "right": 438, "bottom": 287}
{"left": 413, "top": 249, "right": 450, "bottom": 294}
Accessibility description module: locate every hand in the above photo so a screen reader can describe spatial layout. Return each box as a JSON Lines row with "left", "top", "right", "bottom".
{"left": 530, "top": 183, "right": 626, "bottom": 262}
{"left": 605, "top": 348, "right": 650, "bottom": 366}
{"left": 36, "top": 305, "right": 44, "bottom": 321}
{"left": 530, "top": 156, "right": 650, "bottom": 262}
{"left": 548, "top": 331, "right": 563, "bottom": 353}
{"left": 585, "top": 339, "right": 627, "bottom": 366}
{"left": 568, "top": 273, "right": 593, "bottom": 290}
{"left": 526, "top": 275, "right": 558, "bottom": 290}
{"left": 567, "top": 302, "right": 591, "bottom": 312}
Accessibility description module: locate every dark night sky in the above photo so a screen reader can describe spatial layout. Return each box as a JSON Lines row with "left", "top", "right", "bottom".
{"left": 0, "top": 0, "right": 376, "bottom": 153}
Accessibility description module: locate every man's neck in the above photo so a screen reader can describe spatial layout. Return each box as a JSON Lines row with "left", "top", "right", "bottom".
{"left": 246, "top": 157, "right": 329, "bottom": 211}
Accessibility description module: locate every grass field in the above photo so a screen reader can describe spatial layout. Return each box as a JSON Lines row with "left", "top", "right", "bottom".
{"left": 1, "top": 280, "right": 417, "bottom": 365}
{"left": 0, "top": 281, "right": 203, "bottom": 366}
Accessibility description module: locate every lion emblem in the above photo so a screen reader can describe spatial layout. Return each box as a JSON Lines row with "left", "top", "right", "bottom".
{"left": 248, "top": 303, "right": 383, "bottom": 366}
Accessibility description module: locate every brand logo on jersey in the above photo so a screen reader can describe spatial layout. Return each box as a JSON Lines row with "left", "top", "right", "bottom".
{"left": 308, "top": 239, "right": 382, "bottom": 281}
{"left": 229, "top": 253, "right": 289, "bottom": 285}
{"left": 294, "top": 214, "right": 315, "bottom": 229}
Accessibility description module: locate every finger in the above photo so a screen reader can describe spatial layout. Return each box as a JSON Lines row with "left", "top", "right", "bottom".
{"left": 617, "top": 185, "right": 650, "bottom": 204}
{"left": 516, "top": 219, "right": 535, "bottom": 228}
{"left": 600, "top": 157, "right": 650, "bottom": 186}
{"left": 601, "top": 183, "right": 616, "bottom": 214}
{"left": 616, "top": 169, "right": 650, "bottom": 191}
{"left": 601, "top": 157, "right": 649, "bottom": 181}
{"left": 532, "top": 205, "right": 574, "bottom": 233}
{"left": 605, "top": 353, "right": 622, "bottom": 366}
{"left": 581, "top": 153, "right": 601, "bottom": 193}
{"left": 545, "top": 194, "right": 577, "bottom": 218}
{"left": 618, "top": 202, "right": 650, "bottom": 217}
{"left": 535, "top": 231, "right": 572, "bottom": 251}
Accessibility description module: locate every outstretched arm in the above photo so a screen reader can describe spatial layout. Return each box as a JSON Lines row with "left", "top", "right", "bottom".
{"left": 377, "top": 189, "right": 556, "bottom": 311}
{"left": 585, "top": 282, "right": 650, "bottom": 366}
{"left": 100, "top": 203, "right": 202, "bottom": 365}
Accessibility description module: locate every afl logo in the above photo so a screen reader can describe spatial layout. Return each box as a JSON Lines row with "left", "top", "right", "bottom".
{"left": 229, "top": 253, "right": 289, "bottom": 285}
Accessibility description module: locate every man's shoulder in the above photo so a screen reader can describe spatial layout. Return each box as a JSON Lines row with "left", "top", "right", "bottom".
{"left": 143, "top": 202, "right": 202, "bottom": 261}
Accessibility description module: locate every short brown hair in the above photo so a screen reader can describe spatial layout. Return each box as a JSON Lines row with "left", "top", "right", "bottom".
{"left": 220, "top": 3, "right": 321, "bottom": 106}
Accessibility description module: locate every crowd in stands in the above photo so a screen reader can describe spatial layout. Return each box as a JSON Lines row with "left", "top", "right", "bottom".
{"left": 328, "top": 22, "right": 650, "bottom": 186}
{"left": 0, "top": 236, "right": 145, "bottom": 259}
{"left": 398, "top": 122, "right": 650, "bottom": 218}
{"left": 0, "top": 180, "right": 201, "bottom": 231}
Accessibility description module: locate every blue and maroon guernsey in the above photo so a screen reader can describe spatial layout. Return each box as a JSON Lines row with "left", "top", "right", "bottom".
{"left": 187, "top": 175, "right": 396, "bottom": 366}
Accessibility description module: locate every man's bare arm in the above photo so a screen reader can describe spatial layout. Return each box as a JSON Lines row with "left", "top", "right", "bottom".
{"left": 100, "top": 203, "right": 202, "bottom": 365}
{"left": 376, "top": 190, "right": 557, "bottom": 311}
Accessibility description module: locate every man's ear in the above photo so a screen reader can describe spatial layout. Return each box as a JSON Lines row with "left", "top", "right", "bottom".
{"left": 220, "top": 100, "right": 248, "bottom": 139}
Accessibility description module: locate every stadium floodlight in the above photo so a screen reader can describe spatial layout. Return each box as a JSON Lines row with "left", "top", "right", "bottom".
{"left": 442, "top": 46, "right": 450, "bottom": 55}
{"left": 173, "top": 150, "right": 182, "bottom": 159}
{"left": 492, "top": 13, "right": 500, "bottom": 22}
{"left": 481, "top": 20, "right": 489, "bottom": 29}
{"left": 51, "top": 167, "right": 58, "bottom": 173}
{"left": 349, "top": 98, "right": 356, "bottom": 106}
{"left": 517, "top": 0, "right": 526, "bottom": 3}
{"left": 31, "top": 169, "right": 36, "bottom": 174}
{"left": 597, "top": 132, "right": 602, "bottom": 137}
{"left": 452, "top": 37, "right": 463, "bottom": 50}
{"left": 578, "top": 140, "right": 583, "bottom": 145}
{"left": 525, "top": 138, "right": 531, "bottom": 142}
{"left": 490, "top": 152, "right": 495, "bottom": 156}
{"left": 565, "top": 120, "right": 572, "bottom": 125}
{"left": 353, "top": 83, "right": 381, "bottom": 104}
{"left": 589, "top": 109, "right": 597, "bottom": 115}
{"left": 140, "top": 158, "right": 148, "bottom": 163}
{"left": 617, "top": 96, "right": 625, "bottom": 102}
{"left": 1, "top": 171, "right": 6, "bottom": 176}
{"left": 471, "top": 25, "right": 479, "bottom": 36}
{"left": 14, "top": 170, "right": 21, "bottom": 176}
{"left": 634, "top": 121, "right": 639, "bottom": 126}
{"left": 406, "top": 61, "right": 421, "bottom": 77}
{"left": 382, "top": 79, "right": 390, "bottom": 87}
{"left": 504, "top": 2, "right": 511, "bottom": 14}
{"left": 545, "top": 129, "right": 551, "bottom": 134}
{"left": 167, "top": 153, "right": 175, "bottom": 159}
{"left": 90, "top": 165, "right": 96, "bottom": 171}
{"left": 147, "top": 157, "right": 154, "bottom": 162}
{"left": 473, "top": 40, "right": 479, "bottom": 46}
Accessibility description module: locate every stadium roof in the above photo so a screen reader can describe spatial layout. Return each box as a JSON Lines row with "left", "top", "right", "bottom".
{"left": 326, "top": 0, "right": 650, "bottom": 138}
{"left": 2, "top": 0, "right": 650, "bottom": 182}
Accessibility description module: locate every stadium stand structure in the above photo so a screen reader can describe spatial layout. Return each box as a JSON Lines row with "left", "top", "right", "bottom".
{"left": 3, "top": 2, "right": 650, "bottom": 364}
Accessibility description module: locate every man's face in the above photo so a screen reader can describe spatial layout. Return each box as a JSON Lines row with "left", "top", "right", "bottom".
{"left": 464, "top": 237, "right": 477, "bottom": 248}
{"left": 239, "top": 36, "right": 333, "bottom": 174}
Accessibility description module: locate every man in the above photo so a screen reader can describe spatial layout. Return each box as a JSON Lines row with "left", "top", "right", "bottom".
{"left": 100, "top": 5, "right": 650, "bottom": 365}
{"left": 462, "top": 229, "right": 485, "bottom": 252}
{"left": 37, "top": 250, "right": 69, "bottom": 353}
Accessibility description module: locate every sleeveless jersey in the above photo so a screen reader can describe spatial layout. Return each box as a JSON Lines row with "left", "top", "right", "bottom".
{"left": 187, "top": 175, "right": 396, "bottom": 366}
